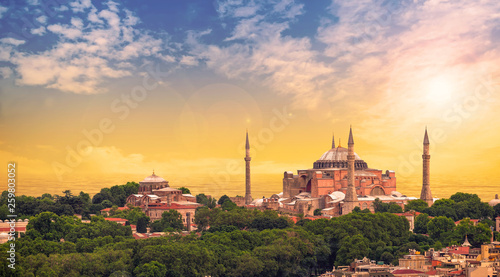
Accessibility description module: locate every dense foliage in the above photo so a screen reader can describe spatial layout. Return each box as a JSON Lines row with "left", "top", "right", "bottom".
{"left": 92, "top": 182, "right": 140, "bottom": 207}
{"left": 2, "top": 190, "right": 499, "bottom": 276}
{"left": 0, "top": 182, "right": 139, "bottom": 221}
{"left": 422, "top": 193, "right": 494, "bottom": 221}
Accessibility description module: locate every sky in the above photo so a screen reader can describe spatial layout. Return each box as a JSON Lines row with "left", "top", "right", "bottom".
{"left": 0, "top": 0, "right": 499, "bottom": 200}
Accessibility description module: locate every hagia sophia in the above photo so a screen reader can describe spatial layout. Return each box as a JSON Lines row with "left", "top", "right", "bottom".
{"left": 125, "top": 127, "right": 435, "bottom": 224}
{"left": 250, "top": 127, "right": 434, "bottom": 216}
{"left": 100, "top": 126, "right": 500, "bottom": 234}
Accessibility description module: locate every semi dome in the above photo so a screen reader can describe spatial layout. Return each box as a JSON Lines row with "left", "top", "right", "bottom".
{"left": 313, "top": 146, "right": 369, "bottom": 170}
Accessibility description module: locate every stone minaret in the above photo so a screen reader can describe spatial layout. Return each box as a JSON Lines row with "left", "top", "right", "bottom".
{"left": 331, "top": 132, "right": 335, "bottom": 149}
{"left": 420, "top": 128, "right": 433, "bottom": 206}
{"left": 343, "top": 127, "right": 358, "bottom": 214}
{"left": 244, "top": 131, "right": 252, "bottom": 205}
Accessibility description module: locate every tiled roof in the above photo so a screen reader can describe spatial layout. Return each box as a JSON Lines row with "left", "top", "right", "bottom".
{"left": 146, "top": 203, "right": 199, "bottom": 209}
{"left": 101, "top": 206, "right": 129, "bottom": 212}
{"left": 392, "top": 269, "right": 425, "bottom": 274}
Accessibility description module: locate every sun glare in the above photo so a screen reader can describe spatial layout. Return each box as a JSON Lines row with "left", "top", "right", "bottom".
{"left": 426, "top": 76, "right": 455, "bottom": 104}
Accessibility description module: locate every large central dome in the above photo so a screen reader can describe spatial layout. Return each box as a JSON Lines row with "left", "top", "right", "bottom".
{"left": 313, "top": 146, "right": 368, "bottom": 170}
{"left": 318, "top": 146, "right": 361, "bottom": 161}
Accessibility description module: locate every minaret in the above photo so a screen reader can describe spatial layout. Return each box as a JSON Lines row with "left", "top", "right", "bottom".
{"left": 344, "top": 126, "right": 358, "bottom": 214}
{"left": 244, "top": 130, "right": 252, "bottom": 205}
{"left": 331, "top": 132, "right": 335, "bottom": 149}
{"left": 420, "top": 128, "right": 433, "bottom": 206}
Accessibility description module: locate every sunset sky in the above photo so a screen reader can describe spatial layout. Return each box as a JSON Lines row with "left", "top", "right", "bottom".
{"left": 0, "top": 0, "right": 499, "bottom": 200}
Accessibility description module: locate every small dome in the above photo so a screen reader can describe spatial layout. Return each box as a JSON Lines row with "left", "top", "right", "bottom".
{"left": 141, "top": 172, "right": 167, "bottom": 183}
{"left": 328, "top": 191, "right": 346, "bottom": 201}
{"left": 488, "top": 194, "right": 500, "bottom": 207}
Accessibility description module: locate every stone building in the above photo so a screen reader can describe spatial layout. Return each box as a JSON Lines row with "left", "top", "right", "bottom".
{"left": 282, "top": 129, "right": 397, "bottom": 199}
{"left": 137, "top": 171, "right": 169, "bottom": 194}
{"left": 267, "top": 128, "right": 419, "bottom": 216}
{"left": 125, "top": 172, "right": 200, "bottom": 228}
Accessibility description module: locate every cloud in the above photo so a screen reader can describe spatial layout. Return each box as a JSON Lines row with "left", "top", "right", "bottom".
{"left": 0, "top": 67, "right": 12, "bottom": 78}
{"left": 36, "top": 15, "right": 48, "bottom": 24}
{"left": 70, "top": 0, "right": 92, "bottom": 13}
{"left": 0, "top": 38, "right": 25, "bottom": 62}
{"left": 179, "top": 55, "right": 198, "bottom": 66}
{"left": 189, "top": 1, "right": 333, "bottom": 108}
{"left": 47, "top": 24, "right": 83, "bottom": 39}
{"left": 308, "top": 0, "right": 500, "bottom": 141}
{"left": 0, "top": 5, "right": 8, "bottom": 19}
{"left": 0, "top": 38, "right": 26, "bottom": 46}
{"left": 31, "top": 26, "right": 47, "bottom": 35}
{"left": 9, "top": 1, "right": 168, "bottom": 94}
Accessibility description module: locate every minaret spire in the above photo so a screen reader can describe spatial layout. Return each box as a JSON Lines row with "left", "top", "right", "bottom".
{"left": 246, "top": 129, "right": 250, "bottom": 150}
{"left": 420, "top": 128, "right": 433, "bottom": 206}
{"left": 332, "top": 132, "right": 335, "bottom": 149}
{"left": 344, "top": 126, "right": 358, "bottom": 214}
{"left": 424, "top": 127, "right": 429, "bottom": 145}
{"left": 244, "top": 130, "right": 252, "bottom": 205}
{"left": 348, "top": 125, "right": 354, "bottom": 145}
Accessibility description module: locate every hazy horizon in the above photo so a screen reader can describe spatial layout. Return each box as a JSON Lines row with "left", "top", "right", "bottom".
{"left": 1, "top": 1, "right": 499, "bottom": 201}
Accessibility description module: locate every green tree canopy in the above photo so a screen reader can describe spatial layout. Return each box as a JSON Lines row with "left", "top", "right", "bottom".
{"left": 427, "top": 216, "right": 455, "bottom": 241}
{"left": 405, "top": 199, "right": 429, "bottom": 212}
{"left": 177, "top": 187, "right": 191, "bottom": 194}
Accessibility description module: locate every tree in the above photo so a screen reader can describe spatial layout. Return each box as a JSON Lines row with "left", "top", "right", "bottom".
{"left": 40, "top": 193, "right": 54, "bottom": 200}
{"left": 102, "top": 200, "right": 114, "bottom": 208}
{"left": 450, "top": 192, "right": 481, "bottom": 203}
{"left": 425, "top": 199, "right": 457, "bottom": 220}
{"left": 414, "top": 214, "right": 431, "bottom": 234}
{"left": 137, "top": 217, "right": 148, "bottom": 233}
{"left": 405, "top": 200, "right": 429, "bottom": 212}
{"left": 372, "top": 198, "right": 402, "bottom": 213}
{"left": 314, "top": 209, "right": 322, "bottom": 216}
{"left": 335, "top": 234, "right": 370, "bottom": 266}
{"left": 196, "top": 194, "right": 217, "bottom": 208}
{"left": 380, "top": 252, "right": 394, "bottom": 265}
{"left": 372, "top": 198, "right": 385, "bottom": 212}
{"left": 62, "top": 190, "right": 73, "bottom": 197}
{"left": 452, "top": 219, "right": 492, "bottom": 247}
{"left": 194, "top": 206, "right": 212, "bottom": 231}
{"left": 218, "top": 195, "right": 231, "bottom": 205}
{"left": 177, "top": 187, "right": 191, "bottom": 194}
{"left": 134, "top": 261, "right": 167, "bottom": 277}
{"left": 387, "top": 203, "right": 403, "bottom": 213}
{"left": 221, "top": 199, "right": 237, "bottom": 211}
{"left": 151, "top": 210, "right": 184, "bottom": 232}
{"left": 427, "top": 216, "right": 455, "bottom": 241}
{"left": 26, "top": 212, "right": 77, "bottom": 241}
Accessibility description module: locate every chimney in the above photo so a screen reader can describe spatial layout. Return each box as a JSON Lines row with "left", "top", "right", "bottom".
{"left": 186, "top": 212, "right": 191, "bottom": 232}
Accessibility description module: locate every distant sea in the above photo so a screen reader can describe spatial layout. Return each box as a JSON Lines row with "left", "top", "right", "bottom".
{"left": 6, "top": 173, "right": 499, "bottom": 202}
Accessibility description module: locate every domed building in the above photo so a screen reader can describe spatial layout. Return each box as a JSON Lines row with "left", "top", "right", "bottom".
{"left": 263, "top": 128, "right": 429, "bottom": 217}
{"left": 489, "top": 194, "right": 500, "bottom": 207}
{"left": 283, "top": 133, "right": 396, "bottom": 199}
{"left": 126, "top": 171, "right": 201, "bottom": 228}
{"left": 138, "top": 171, "right": 169, "bottom": 194}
